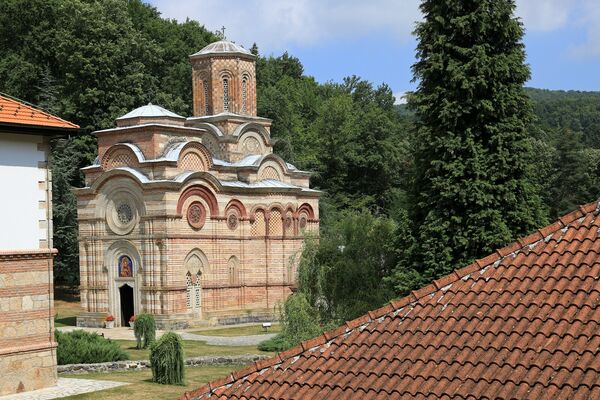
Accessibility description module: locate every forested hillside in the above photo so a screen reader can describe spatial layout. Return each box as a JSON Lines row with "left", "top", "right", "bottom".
{"left": 1, "top": 0, "right": 600, "bottom": 308}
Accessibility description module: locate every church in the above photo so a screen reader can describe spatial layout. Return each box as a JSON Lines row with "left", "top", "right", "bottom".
{"left": 75, "top": 40, "right": 320, "bottom": 329}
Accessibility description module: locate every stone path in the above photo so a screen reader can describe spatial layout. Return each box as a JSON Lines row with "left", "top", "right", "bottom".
{"left": 180, "top": 332, "right": 276, "bottom": 346}
{"left": 57, "top": 325, "right": 277, "bottom": 346}
{"left": 0, "top": 378, "right": 128, "bottom": 400}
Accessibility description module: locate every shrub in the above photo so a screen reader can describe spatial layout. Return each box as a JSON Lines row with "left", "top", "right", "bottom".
{"left": 150, "top": 332, "right": 185, "bottom": 385}
{"left": 257, "top": 334, "right": 293, "bottom": 352}
{"left": 55, "top": 330, "right": 129, "bottom": 365}
{"left": 133, "top": 313, "right": 156, "bottom": 349}
{"left": 258, "top": 293, "right": 323, "bottom": 352}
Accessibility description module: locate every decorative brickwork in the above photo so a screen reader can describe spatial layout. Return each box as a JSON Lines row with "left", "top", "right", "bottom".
{"left": 76, "top": 41, "right": 319, "bottom": 329}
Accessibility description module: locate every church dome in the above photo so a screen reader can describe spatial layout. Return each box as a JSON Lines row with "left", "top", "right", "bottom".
{"left": 191, "top": 40, "right": 254, "bottom": 58}
{"left": 116, "top": 103, "right": 185, "bottom": 127}
{"left": 118, "top": 103, "right": 183, "bottom": 120}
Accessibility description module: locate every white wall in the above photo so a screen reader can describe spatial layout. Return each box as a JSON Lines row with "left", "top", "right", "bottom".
{"left": 0, "top": 132, "right": 48, "bottom": 250}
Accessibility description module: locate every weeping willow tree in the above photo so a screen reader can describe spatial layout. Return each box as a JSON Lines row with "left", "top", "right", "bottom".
{"left": 134, "top": 313, "right": 156, "bottom": 349}
{"left": 150, "top": 332, "right": 185, "bottom": 385}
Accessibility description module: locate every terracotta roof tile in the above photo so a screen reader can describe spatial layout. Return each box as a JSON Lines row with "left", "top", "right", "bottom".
{"left": 0, "top": 93, "right": 78, "bottom": 129}
{"left": 182, "top": 199, "right": 600, "bottom": 400}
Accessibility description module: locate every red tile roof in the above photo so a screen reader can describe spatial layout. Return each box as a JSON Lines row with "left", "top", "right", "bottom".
{"left": 182, "top": 200, "right": 600, "bottom": 400}
{"left": 0, "top": 93, "right": 78, "bottom": 130}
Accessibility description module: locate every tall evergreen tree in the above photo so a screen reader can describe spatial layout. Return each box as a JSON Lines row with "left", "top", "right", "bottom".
{"left": 406, "top": 0, "right": 546, "bottom": 281}
{"left": 546, "top": 129, "right": 596, "bottom": 218}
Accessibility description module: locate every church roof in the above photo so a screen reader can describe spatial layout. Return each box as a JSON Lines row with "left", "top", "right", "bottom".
{"left": 181, "top": 200, "right": 600, "bottom": 400}
{"left": 117, "top": 103, "right": 184, "bottom": 120}
{"left": 0, "top": 93, "right": 79, "bottom": 131}
{"left": 191, "top": 40, "right": 254, "bottom": 58}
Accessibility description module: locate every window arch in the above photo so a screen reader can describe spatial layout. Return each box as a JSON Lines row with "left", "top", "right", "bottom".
{"left": 194, "top": 271, "right": 202, "bottom": 309}
{"left": 228, "top": 256, "right": 240, "bottom": 285}
{"left": 241, "top": 78, "right": 248, "bottom": 113}
{"left": 185, "top": 272, "right": 193, "bottom": 310}
{"left": 223, "top": 78, "right": 230, "bottom": 112}
{"left": 184, "top": 250, "right": 208, "bottom": 315}
{"left": 203, "top": 79, "right": 209, "bottom": 114}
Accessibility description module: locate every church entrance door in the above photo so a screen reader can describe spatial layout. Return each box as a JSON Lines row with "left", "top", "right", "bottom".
{"left": 119, "top": 284, "right": 134, "bottom": 327}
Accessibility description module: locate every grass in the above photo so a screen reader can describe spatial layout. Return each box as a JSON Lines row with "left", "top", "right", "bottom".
{"left": 54, "top": 287, "right": 82, "bottom": 327}
{"left": 191, "top": 324, "right": 282, "bottom": 337}
{"left": 62, "top": 365, "right": 244, "bottom": 399}
{"left": 115, "top": 340, "right": 274, "bottom": 360}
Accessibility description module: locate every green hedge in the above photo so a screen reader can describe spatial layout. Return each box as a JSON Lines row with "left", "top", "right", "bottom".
{"left": 55, "top": 330, "right": 129, "bottom": 365}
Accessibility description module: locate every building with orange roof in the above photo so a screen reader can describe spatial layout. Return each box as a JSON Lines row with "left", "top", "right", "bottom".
{"left": 182, "top": 199, "right": 600, "bottom": 399}
{"left": 0, "top": 93, "right": 79, "bottom": 395}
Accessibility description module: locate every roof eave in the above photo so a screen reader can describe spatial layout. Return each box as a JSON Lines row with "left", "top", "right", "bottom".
{"left": 0, "top": 121, "right": 80, "bottom": 136}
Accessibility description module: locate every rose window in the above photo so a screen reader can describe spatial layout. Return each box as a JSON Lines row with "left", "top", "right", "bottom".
{"left": 116, "top": 203, "right": 133, "bottom": 225}
{"left": 227, "top": 213, "right": 239, "bottom": 230}
{"left": 187, "top": 202, "right": 206, "bottom": 229}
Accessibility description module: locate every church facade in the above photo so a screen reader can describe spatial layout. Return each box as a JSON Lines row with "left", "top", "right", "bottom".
{"left": 75, "top": 41, "right": 319, "bottom": 329}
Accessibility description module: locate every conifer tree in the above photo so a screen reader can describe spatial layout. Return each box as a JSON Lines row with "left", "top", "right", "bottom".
{"left": 408, "top": 0, "right": 546, "bottom": 280}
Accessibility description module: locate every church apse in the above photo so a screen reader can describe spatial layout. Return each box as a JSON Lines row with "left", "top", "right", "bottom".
{"left": 75, "top": 40, "right": 320, "bottom": 329}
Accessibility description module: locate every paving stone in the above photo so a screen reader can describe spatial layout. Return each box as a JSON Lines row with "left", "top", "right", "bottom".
{"left": 0, "top": 378, "right": 128, "bottom": 400}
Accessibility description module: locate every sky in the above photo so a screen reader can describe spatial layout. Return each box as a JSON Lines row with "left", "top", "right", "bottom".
{"left": 148, "top": 0, "right": 600, "bottom": 104}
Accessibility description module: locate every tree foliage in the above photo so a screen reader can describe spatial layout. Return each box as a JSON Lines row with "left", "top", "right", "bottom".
{"left": 134, "top": 313, "right": 156, "bottom": 349}
{"left": 150, "top": 332, "right": 185, "bottom": 385}
{"left": 404, "top": 0, "right": 547, "bottom": 282}
{"left": 258, "top": 292, "right": 323, "bottom": 352}
{"left": 298, "top": 211, "right": 399, "bottom": 323}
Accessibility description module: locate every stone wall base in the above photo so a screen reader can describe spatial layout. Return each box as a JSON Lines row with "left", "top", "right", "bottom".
{"left": 76, "top": 312, "right": 108, "bottom": 328}
{"left": 58, "top": 354, "right": 267, "bottom": 375}
{"left": 0, "top": 347, "right": 57, "bottom": 396}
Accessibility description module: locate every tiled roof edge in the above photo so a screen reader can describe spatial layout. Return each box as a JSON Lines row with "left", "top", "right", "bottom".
{"left": 179, "top": 198, "right": 600, "bottom": 400}
{"left": 0, "top": 93, "right": 79, "bottom": 129}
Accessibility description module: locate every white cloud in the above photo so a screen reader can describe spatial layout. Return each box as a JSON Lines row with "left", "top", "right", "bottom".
{"left": 570, "top": 0, "right": 600, "bottom": 58}
{"left": 515, "top": 0, "right": 573, "bottom": 32}
{"left": 151, "top": 0, "right": 422, "bottom": 52}
{"left": 394, "top": 91, "right": 408, "bottom": 105}
{"left": 150, "top": 0, "right": 600, "bottom": 61}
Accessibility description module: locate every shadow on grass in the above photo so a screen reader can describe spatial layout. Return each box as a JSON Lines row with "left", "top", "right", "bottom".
{"left": 55, "top": 285, "right": 81, "bottom": 302}
{"left": 55, "top": 316, "right": 78, "bottom": 327}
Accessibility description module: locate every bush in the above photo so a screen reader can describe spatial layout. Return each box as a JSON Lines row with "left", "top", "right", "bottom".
{"left": 134, "top": 313, "right": 156, "bottom": 349}
{"left": 258, "top": 293, "right": 323, "bottom": 352}
{"left": 55, "top": 330, "right": 129, "bottom": 365}
{"left": 150, "top": 332, "right": 185, "bottom": 385}
{"left": 257, "top": 334, "right": 293, "bottom": 352}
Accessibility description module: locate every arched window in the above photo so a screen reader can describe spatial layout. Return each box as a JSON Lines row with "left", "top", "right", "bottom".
{"left": 228, "top": 256, "right": 240, "bottom": 285}
{"left": 223, "top": 78, "right": 229, "bottom": 112}
{"left": 185, "top": 272, "right": 193, "bottom": 310}
{"left": 194, "top": 271, "right": 202, "bottom": 309}
{"left": 203, "top": 80, "right": 209, "bottom": 114}
{"left": 241, "top": 79, "right": 247, "bottom": 113}
{"left": 185, "top": 251, "right": 206, "bottom": 315}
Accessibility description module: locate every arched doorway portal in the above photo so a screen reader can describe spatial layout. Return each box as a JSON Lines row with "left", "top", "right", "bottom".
{"left": 105, "top": 241, "right": 141, "bottom": 327}
{"left": 119, "top": 284, "right": 134, "bottom": 327}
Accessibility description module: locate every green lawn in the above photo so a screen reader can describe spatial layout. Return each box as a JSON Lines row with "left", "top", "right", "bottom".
{"left": 62, "top": 365, "right": 243, "bottom": 399}
{"left": 54, "top": 290, "right": 82, "bottom": 327}
{"left": 191, "top": 324, "right": 281, "bottom": 337}
{"left": 115, "top": 340, "right": 273, "bottom": 360}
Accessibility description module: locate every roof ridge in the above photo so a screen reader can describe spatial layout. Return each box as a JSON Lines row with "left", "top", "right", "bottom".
{"left": 0, "top": 92, "right": 79, "bottom": 129}
{"left": 180, "top": 198, "right": 600, "bottom": 400}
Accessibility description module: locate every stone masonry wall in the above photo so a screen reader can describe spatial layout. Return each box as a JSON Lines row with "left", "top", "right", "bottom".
{"left": 0, "top": 250, "right": 57, "bottom": 396}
